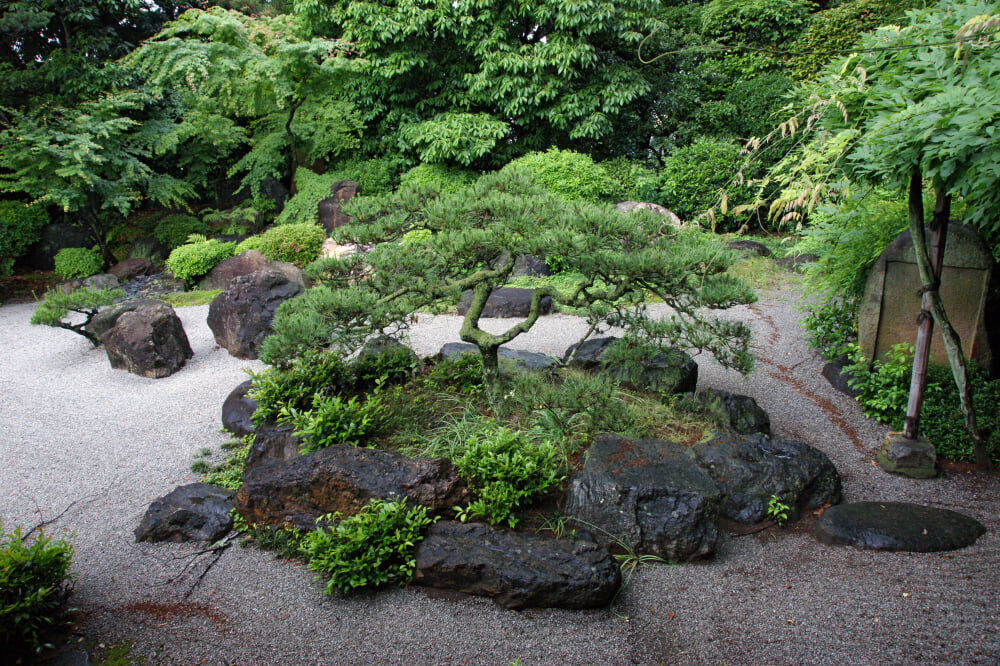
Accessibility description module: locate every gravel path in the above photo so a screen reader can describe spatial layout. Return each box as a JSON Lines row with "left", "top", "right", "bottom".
{"left": 1, "top": 282, "right": 997, "bottom": 665}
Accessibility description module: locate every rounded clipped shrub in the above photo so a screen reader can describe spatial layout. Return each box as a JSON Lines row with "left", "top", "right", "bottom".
{"left": 165, "top": 238, "right": 236, "bottom": 283}
{"left": 153, "top": 214, "right": 210, "bottom": 250}
{"left": 399, "top": 164, "right": 478, "bottom": 194}
{"left": 1, "top": 522, "right": 74, "bottom": 656}
{"left": 0, "top": 200, "right": 48, "bottom": 276}
{"left": 658, "top": 137, "right": 753, "bottom": 228}
{"left": 499, "top": 148, "right": 616, "bottom": 202}
{"left": 53, "top": 247, "right": 103, "bottom": 280}
{"left": 234, "top": 223, "right": 326, "bottom": 267}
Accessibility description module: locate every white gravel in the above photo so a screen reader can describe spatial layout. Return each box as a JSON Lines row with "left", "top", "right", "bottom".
{"left": 1, "top": 283, "right": 997, "bottom": 665}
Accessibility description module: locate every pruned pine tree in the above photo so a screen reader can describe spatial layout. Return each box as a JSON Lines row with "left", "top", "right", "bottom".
{"left": 30, "top": 288, "right": 123, "bottom": 346}
{"left": 259, "top": 170, "right": 756, "bottom": 389}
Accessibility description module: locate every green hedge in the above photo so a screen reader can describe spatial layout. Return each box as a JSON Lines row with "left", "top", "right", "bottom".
{"left": 53, "top": 247, "right": 103, "bottom": 280}
{"left": 165, "top": 238, "right": 236, "bottom": 282}
{"left": 0, "top": 200, "right": 48, "bottom": 276}
{"left": 235, "top": 223, "right": 326, "bottom": 267}
{"left": 499, "top": 148, "right": 616, "bottom": 202}
{"left": 657, "top": 137, "right": 752, "bottom": 228}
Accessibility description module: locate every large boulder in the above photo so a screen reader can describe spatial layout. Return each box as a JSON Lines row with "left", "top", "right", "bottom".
{"left": 600, "top": 346, "right": 698, "bottom": 396}
{"left": 318, "top": 179, "right": 359, "bottom": 233}
{"left": 413, "top": 521, "right": 621, "bottom": 610}
{"left": 457, "top": 287, "right": 553, "bottom": 319}
{"left": 222, "top": 380, "right": 258, "bottom": 438}
{"left": 234, "top": 444, "right": 470, "bottom": 530}
{"left": 102, "top": 300, "right": 193, "bottom": 378}
{"left": 207, "top": 269, "right": 304, "bottom": 359}
{"left": 57, "top": 273, "right": 119, "bottom": 294}
{"left": 244, "top": 422, "right": 304, "bottom": 469}
{"left": 695, "top": 389, "right": 771, "bottom": 437}
{"left": 439, "top": 342, "right": 558, "bottom": 372}
{"left": 693, "top": 433, "right": 842, "bottom": 524}
{"left": 817, "top": 502, "right": 986, "bottom": 552}
{"left": 86, "top": 298, "right": 164, "bottom": 342}
{"left": 563, "top": 435, "right": 721, "bottom": 561}
{"left": 134, "top": 483, "right": 235, "bottom": 543}
{"left": 197, "top": 250, "right": 304, "bottom": 292}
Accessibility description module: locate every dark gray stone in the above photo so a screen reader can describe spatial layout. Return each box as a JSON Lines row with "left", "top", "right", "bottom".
{"left": 693, "top": 433, "right": 842, "bottom": 524}
{"left": 816, "top": 502, "right": 986, "bottom": 552}
{"left": 86, "top": 298, "right": 164, "bottom": 342}
{"left": 207, "top": 269, "right": 304, "bottom": 359}
{"left": 57, "top": 273, "right": 119, "bottom": 294}
{"left": 726, "top": 240, "right": 773, "bottom": 257}
{"left": 244, "top": 422, "right": 303, "bottom": 469}
{"left": 197, "top": 250, "right": 304, "bottom": 292}
{"left": 234, "top": 445, "right": 470, "bottom": 530}
{"left": 563, "top": 435, "right": 721, "bottom": 561}
{"left": 877, "top": 432, "right": 936, "bottom": 479}
{"left": 258, "top": 176, "right": 290, "bottom": 215}
{"left": 102, "top": 300, "right": 193, "bottom": 378}
{"left": 222, "top": 380, "right": 257, "bottom": 438}
{"left": 822, "top": 354, "right": 861, "bottom": 398}
{"left": 318, "top": 180, "right": 359, "bottom": 233}
{"left": 562, "top": 336, "right": 619, "bottom": 370}
{"left": 490, "top": 252, "right": 552, "bottom": 278}
{"left": 413, "top": 521, "right": 621, "bottom": 610}
{"left": 126, "top": 274, "right": 186, "bottom": 300}
{"left": 24, "top": 223, "right": 92, "bottom": 270}
{"left": 439, "top": 342, "right": 558, "bottom": 371}
{"left": 109, "top": 258, "right": 155, "bottom": 282}
{"left": 457, "top": 287, "right": 553, "bottom": 318}
{"left": 696, "top": 388, "right": 771, "bottom": 436}
{"left": 600, "top": 345, "right": 698, "bottom": 396}
{"left": 135, "top": 483, "right": 235, "bottom": 543}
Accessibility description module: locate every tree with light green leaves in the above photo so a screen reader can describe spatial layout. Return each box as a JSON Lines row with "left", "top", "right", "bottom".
{"left": 259, "top": 170, "right": 756, "bottom": 389}
{"left": 125, "top": 7, "right": 363, "bottom": 196}
{"left": 292, "top": 0, "right": 661, "bottom": 165}
{"left": 756, "top": 0, "right": 1000, "bottom": 469}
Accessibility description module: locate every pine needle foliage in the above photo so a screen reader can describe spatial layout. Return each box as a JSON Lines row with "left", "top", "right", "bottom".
{"left": 261, "top": 170, "right": 756, "bottom": 388}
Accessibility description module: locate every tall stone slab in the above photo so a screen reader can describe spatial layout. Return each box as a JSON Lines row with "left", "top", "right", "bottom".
{"left": 858, "top": 222, "right": 1000, "bottom": 376}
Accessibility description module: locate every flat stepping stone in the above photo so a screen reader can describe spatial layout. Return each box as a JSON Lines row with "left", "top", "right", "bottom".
{"left": 817, "top": 502, "right": 986, "bottom": 552}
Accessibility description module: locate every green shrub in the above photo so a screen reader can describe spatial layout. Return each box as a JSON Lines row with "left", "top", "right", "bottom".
{"left": 0, "top": 200, "right": 47, "bottom": 276}
{"left": 0, "top": 522, "right": 74, "bottom": 656}
{"left": 658, "top": 137, "right": 753, "bottom": 228}
{"left": 354, "top": 340, "right": 421, "bottom": 388}
{"left": 154, "top": 214, "right": 209, "bottom": 250}
{"left": 247, "top": 349, "right": 357, "bottom": 425}
{"left": 801, "top": 297, "right": 858, "bottom": 362}
{"left": 599, "top": 157, "right": 659, "bottom": 202}
{"left": 30, "top": 287, "right": 123, "bottom": 346}
{"left": 280, "top": 384, "right": 389, "bottom": 453}
{"left": 302, "top": 498, "right": 435, "bottom": 595}
{"left": 165, "top": 238, "right": 236, "bottom": 283}
{"left": 499, "top": 148, "right": 616, "bottom": 202}
{"left": 453, "top": 427, "right": 566, "bottom": 527}
{"left": 848, "top": 345, "right": 1000, "bottom": 464}
{"left": 424, "top": 353, "right": 485, "bottom": 395}
{"left": 200, "top": 436, "right": 253, "bottom": 491}
{"left": 701, "top": 0, "right": 814, "bottom": 46}
{"left": 399, "top": 163, "right": 478, "bottom": 194}
{"left": 53, "top": 247, "right": 103, "bottom": 280}
{"left": 234, "top": 223, "right": 326, "bottom": 267}
{"left": 276, "top": 159, "right": 401, "bottom": 225}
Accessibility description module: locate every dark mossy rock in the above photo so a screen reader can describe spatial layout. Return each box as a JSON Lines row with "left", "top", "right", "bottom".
{"left": 822, "top": 354, "right": 861, "bottom": 398}
{"left": 817, "top": 502, "right": 986, "bottom": 552}
{"left": 207, "top": 269, "right": 304, "bottom": 359}
{"left": 876, "top": 432, "right": 936, "bottom": 479}
{"left": 135, "top": 483, "right": 234, "bottom": 543}
{"left": 693, "top": 433, "right": 842, "bottom": 524}
{"left": 696, "top": 388, "right": 771, "bottom": 437}
{"left": 457, "top": 287, "right": 553, "bottom": 319}
{"left": 234, "top": 444, "right": 470, "bottom": 530}
{"left": 563, "top": 434, "right": 720, "bottom": 561}
{"left": 562, "top": 336, "right": 619, "bottom": 370}
{"left": 600, "top": 345, "right": 698, "bottom": 396}
{"left": 439, "top": 342, "right": 558, "bottom": 371}
{"left": 222, "top": 379, "right": 257, "bottom": 438}
{"left": 413, "top": 521, "right": 621, "bottom": 610}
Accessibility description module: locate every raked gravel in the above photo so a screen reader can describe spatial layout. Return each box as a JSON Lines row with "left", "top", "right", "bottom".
{"left": 1, "top": 282, "right": 997, "bottom": 665}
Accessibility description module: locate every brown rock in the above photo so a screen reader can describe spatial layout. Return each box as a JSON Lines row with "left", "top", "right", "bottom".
{"left": 198, "top": 250, "right": 304, "bottom": 292}
{"left": 109, "top": 258, "right": 155, "bottom": 282}
{"left": 318, "top": 180, "right": 359, "bottom": 233}
{"left": 207, "top": 269, "right": 304, "bottom": 359}
{"left": 102, "top": 300, "right": 193, "bottom": 378}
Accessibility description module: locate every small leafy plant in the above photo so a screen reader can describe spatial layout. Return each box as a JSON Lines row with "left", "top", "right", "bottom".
{"left": 767, "top": 494, "right": 790, "bottom": 526}
{"left": 301, "top": 498, "right": 436, "bottom": 595}
{"left": 848, "top": 342, "right": 915, "bottom": 422}
{"left": 234, "top": 222, "right": 326, "bottom": 267}
{"left": 280, "top": 380, "right": 388, "bottom": 453}
{"left": 454, "top": 427, "right": 566, "bottom": 527}
{"left": 0, "top": 522, "right": 74, "bottom": 656}
{"left": 247, "top": 350, "right": 357, "bottom": 425}
{"left": 164, "top": 237, "right": 236, "bottom": 283}
{"left": 53, "top": 247, "right": 103, "bottom": 280}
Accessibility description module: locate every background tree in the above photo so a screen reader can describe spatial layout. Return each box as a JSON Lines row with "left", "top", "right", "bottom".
{"left": 259, "top": 170, "right": 756, "bottom": 387}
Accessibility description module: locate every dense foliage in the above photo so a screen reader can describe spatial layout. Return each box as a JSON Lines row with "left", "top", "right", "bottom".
{"left": 234, "top": 222, "right": 325, "bottom": 266}
{"left": 0, "top": 200, "right": 47, "bottom": 276}
{"left": 30, "top": 287, "right": 123, "bottom": 346}
{"left": 0, "top": 522, "right": 74, "bottom": 656}
{"left": 53, "top": 247, "right": 103, "bottom": 280}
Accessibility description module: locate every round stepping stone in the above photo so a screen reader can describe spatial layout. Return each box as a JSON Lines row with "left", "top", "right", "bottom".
{"left": 817, "top": 502, "right": 986, "bottom": 552}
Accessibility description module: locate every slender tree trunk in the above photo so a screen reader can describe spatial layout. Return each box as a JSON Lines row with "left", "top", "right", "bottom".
{"left": 903, "top": 170, "right": 945, "bottom": 438}
{"left": 285, "top": 99, "right": 304, "bottom": 195}
{"left": 905, "top": 170, "right": 992, "bottom": 470}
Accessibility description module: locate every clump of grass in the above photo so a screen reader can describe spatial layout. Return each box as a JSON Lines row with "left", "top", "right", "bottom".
{"left": 160, "top": 289, "right": 221, "bottom": 308}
